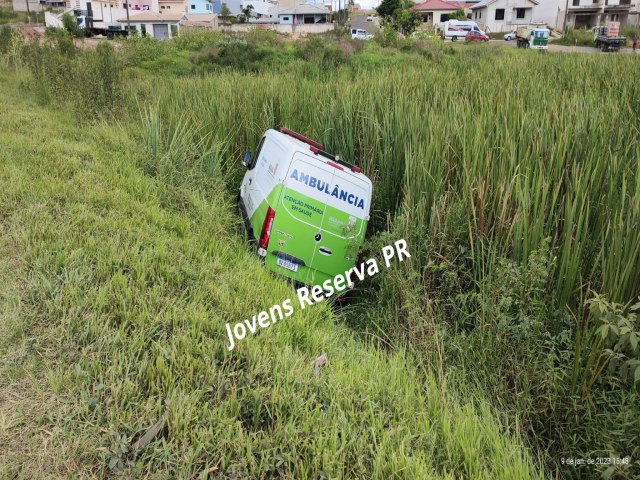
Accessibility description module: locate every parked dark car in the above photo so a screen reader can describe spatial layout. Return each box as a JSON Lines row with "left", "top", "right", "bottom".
{"left": 466, "top": 31, "right": 489, "bottom": 42}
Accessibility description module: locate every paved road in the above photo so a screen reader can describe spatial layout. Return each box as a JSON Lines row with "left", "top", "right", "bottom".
{"left": 482, "top": 39, "right": 639, "bottom": 54}
{"left": 351, "top": 14, "right": 379, "bottom": 34}
{"left": 348, "top": 22, "right": 638, "bottom": 54}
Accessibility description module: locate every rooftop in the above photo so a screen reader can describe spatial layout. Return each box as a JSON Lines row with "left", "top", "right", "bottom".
{"left": 182, "top": 13, "right": 217, "bottom": 22}
{"left": 274, "top": 4, "right": 330, "bottom": 15}
{"left": 471, "top": 0, "right": 538, "bottom": 8}
{"left": 412, "top": 0, "right": 470, "bottom": 10}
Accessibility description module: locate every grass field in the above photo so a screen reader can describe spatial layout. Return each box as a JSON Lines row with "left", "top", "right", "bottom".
{"left": 1, "top": 28, "right": 639, "bottom": 479}
{"left": 0, "top": 70, "right": 543, "bottom": 478}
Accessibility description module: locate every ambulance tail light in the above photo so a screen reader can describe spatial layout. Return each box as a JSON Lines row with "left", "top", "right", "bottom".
{"left": 259, "top": 207, "right": 276, "bottom": 251}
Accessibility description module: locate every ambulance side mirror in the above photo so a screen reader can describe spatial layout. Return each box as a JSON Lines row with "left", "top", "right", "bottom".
{"left": 242, "top": 151, "right": 251, "bottom": 167}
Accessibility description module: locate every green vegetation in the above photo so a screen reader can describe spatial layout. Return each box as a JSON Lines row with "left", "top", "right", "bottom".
{"left": 552, "top": 28, "right": 595, "bottom": 47}
{"left": 553, "top": 27, "right": 640, "bottom": 47}
{"left": 0, "top": 58, "right": 540, "bottom": 479}
{"left": 1, "top": 27, "right": 639, "bottom": 479}
{"left": 376, "top": 0, "right": 422, "bottom": 36}
{"left": 0, "top": 4, "right": 29, "bottom": 25}
{"left": 449, "top": 9, "right": 467, "bottom": 21}
{"left": 61, "top": 11, "right": 85, "bottom": 38}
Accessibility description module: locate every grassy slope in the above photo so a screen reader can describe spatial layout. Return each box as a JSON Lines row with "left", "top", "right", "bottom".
{"left": 0, "top": 70, "right": 541, "bottom": 479}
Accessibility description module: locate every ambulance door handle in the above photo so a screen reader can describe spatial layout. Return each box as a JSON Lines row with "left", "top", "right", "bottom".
{"left": 319, "top": 247, "right": 332, "bottom": 256}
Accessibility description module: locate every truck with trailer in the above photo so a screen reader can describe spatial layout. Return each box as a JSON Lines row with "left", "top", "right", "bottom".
{"left": 75, "top": 7, "right": 130, "bottom": 39}
{"left": 516, "top": 25, "right": 550, "bottom": 49}
{"left": 593, "top": 22, "right": 626, "bottom": 52}
{"left": 238, "top": 128, "right": 373, "bottom": 287}
{"left": 45, "top": 3, "right": 131, "bottom": 39}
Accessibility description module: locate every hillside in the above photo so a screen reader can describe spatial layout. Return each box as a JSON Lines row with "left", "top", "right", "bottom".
{"left": 0, "top": 71, "right": 541, "bottom": 478}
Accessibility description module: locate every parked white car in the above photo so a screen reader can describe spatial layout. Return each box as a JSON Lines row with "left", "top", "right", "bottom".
{"left": 504, "top": 31, "right": 517, "bottom": 41}
{"left": 351, "top": 28, "right": 374, "bottom": 40}
{"left": 366, "top": 15, "right": 373, "bottom": 21}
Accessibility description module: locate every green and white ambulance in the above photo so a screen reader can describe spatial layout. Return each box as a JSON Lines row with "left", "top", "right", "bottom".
{"left": 238, "top": 128, "right": 373, "bottom": 286}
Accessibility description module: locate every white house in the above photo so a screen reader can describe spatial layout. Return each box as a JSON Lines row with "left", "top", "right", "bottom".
{"left": 470, "top": 0, "right": 539, "bottom": 32}
{"left": 274, "top": 4, "right": 331, "bottom": 24}
{"left": 411, "top": 0, "right": 471, "bottom": 30}
{"left": 117, "top": 11, "right": 182, "bottom": 38}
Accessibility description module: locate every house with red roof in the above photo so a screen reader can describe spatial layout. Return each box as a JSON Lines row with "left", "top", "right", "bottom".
{"left": 411, "top": 0, "right": 473, "bottom": 30}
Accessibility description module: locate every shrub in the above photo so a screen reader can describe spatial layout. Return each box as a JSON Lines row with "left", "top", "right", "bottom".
{"left": 244, "top": 28, "right": 283, "bottom": 48}
{"left": 295, "top": 35, "right": 325, "bottom": 62}
{"left": 575, "top": 294, "right": 640, "bottom": 397}
{"left": 552, "top": 28, "right": 593, "bottom": 47}
{"left": 0, "top": 25, "right": 13, "bottom": 54}
{"left": 76, "top": 42, "right": 123, "bottom": 117}
{"left": 44, "top": 27, "right": 76, "bottom": 57}
{"left": 62, "top": 12, "right": 85, "bottom": 38}
{"left": 172, "top": 28, "right": 223, "bottom": 51}
{"left": 120, "top": 35, "right": 176, "bottom": 67}
{"left": 0, "top": 25, "right": 25, "bottom": 68}
{"left": 190, "top": 36, "right": 273, "bottom": 72}
{"left": 321, "top": 43, "right": 347, "bottom": 68}
{"left": 374, "top": 25, "right": 399, "bottom": 48}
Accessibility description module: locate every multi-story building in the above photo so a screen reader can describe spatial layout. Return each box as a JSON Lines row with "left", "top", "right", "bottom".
{"left": 563, "top": 0, "right": 635, "bottom": 28}
{"left": 158, "top": 0, "right": 186, "bottom": 13}
{"left": 65, "top": 0, "right": 159, "bottom": 27}
{"left": 470, "top": 0, "right": 638, "bottom": 31}
{"left": 210, "top": 0, "right": 273, "bottom": 16}
{"left": 186, "top": 0, "right": 214, "bottom": 13}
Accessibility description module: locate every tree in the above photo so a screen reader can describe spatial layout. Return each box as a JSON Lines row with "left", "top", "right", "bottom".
{"left": 376, "top": 0, "right": 401, "bottom": 19}
{"left": 220, "top": 3, "right": 232, "bottom": 17}
{"left": 240, "top": 4, "right": 254, "bottom": 21}
{"left": 61, "top": 12, "right": 84, "bottom": 38}
{"left": 450, "top": 9, "right": 467, "bottom": 20}
{"left": 392, "top": 7, "right": 422, "bottom": 36}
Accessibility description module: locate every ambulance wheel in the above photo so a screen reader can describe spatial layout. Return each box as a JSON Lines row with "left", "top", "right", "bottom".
{"left": 239, "top": 217, "right": 247, "bottom": 238}
{"left": 451, "top": 36, "right": 457, "bottom": 42}
{"left": 236, "top": 195, "right": 250, "bottom": 240}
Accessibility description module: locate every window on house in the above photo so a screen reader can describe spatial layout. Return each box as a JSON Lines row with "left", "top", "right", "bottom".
{"left": 516, "top": 8, "right": 525, "bottom": 19}
{"left": 440, "top": 13, "right": 449, "bottom": 22}
{"left": 282, "top": 16, "right": 290, "bottom": 21}
{"left": 479, "top": 11, "right": 481, "bottom": 19}
{"left": 495, "top": 8, "right": 505, "bottom": 20}
{"left": 572, "top": 0, "right": 579, "bottom": 5}
{"left": 191, "top": 4, "right": 195, "bottom": 9}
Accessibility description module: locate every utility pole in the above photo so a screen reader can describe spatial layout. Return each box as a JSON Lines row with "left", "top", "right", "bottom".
{"left": 25, "top": 0, "right": 31, "bottom": 25}
{"left": 125, "top": 0, "right": 131, "bottom": 33}
{"left": 561, "top": 0, "right": 570, "bottom": 34}
{"left": 334, "top": 0, "right": 340, "bottom": 38}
